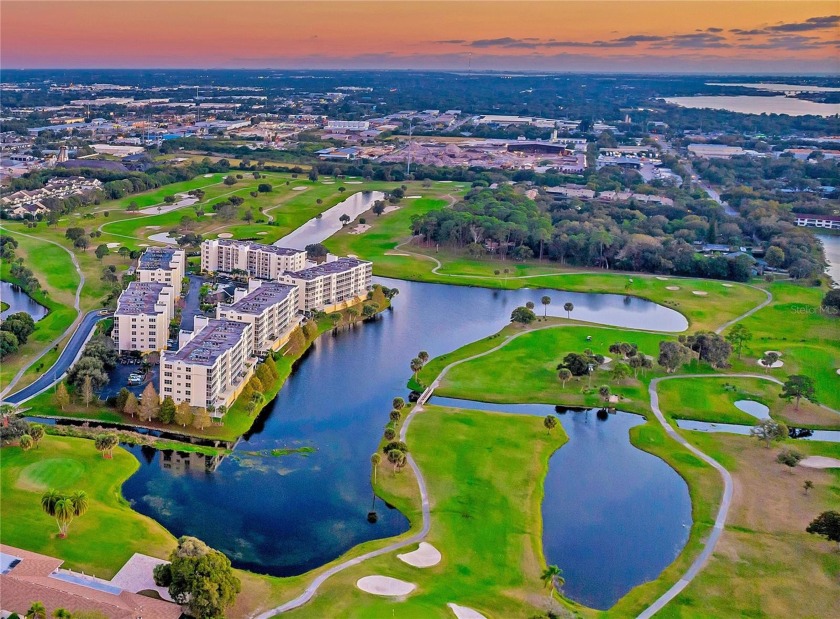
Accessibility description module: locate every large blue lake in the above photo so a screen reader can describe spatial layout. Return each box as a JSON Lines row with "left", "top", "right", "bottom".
{"left": 121, "top": 277, "right": 690, "bottom": 606}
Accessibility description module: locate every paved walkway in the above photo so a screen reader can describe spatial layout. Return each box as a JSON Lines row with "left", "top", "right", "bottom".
{"left": 0, "top": 228, "right": 85, "bottom": 399}
{"left": 109, "top": 553, "right": 173, "bottom": 602}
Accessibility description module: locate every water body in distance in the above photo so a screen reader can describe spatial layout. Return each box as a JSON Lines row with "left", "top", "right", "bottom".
{"left": 121, "top": 278, "right": 686, "bottom": 579}
{"left": 274, "top": 191, "right": 385, "bottom": 250}
{"left": 663, "top": 96, "right": 840, "bottom": 117}
{"left": 0, "top": 281, "right": 48, "bottom": 321}
{"left": 430, "top": 397, "right": 691, "bottom": 610}
{"left": 817, "top": 234, "right": 840, "bottom": 286}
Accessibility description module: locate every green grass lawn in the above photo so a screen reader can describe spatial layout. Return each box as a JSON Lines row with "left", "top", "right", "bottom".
{"left": 279, "top": 404, "right": 569, "bottom": 619}
{"left": 430, "top": 323, "right": 671, "bottom": 412}
{"left": 0, "top": 435, "right": 176, "bottom": 578}
{"left": 658, "top": 375, "right": 840, "bottom": 429}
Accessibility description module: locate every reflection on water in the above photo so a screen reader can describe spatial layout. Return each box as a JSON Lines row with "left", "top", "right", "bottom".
{"left": 676, "top": 419, "right": 840, "bottom": 442}
{"left": 430, "top": 397, "right": 691, "bottom": 609}
{"left": 274, "top": 191, "right": 385, "bottom": 249}
{"left": 0, "top": 281, "right": 48, "bottom": 321}
{"left": 664, "top": 95, "right": 840, "bottom": 117}
{"left": 120, "top": 277, "right": 688, "bottom": 585}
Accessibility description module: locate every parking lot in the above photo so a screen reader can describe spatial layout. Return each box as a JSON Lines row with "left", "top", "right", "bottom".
{"left": 99, "top": 357, "right": 160, "bottom": 400}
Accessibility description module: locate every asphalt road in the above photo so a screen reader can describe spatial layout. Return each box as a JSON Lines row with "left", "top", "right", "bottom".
{"left": 4, "top": 309, "right": 109, "bottom": 405}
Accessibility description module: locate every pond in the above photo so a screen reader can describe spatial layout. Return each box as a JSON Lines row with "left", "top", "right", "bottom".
{"left": 676, "top": 419, "right": 840, "bottom": 442}
{"left": 120, "top": 276, "right": 689, "bottom": 594}
{"left": 817, "top": 234, "right": 840, "bottom": 286}
{"left": 431, "top": 397, "right": 691, "bottom": 609}
{"left": 274, "top": 191, "right": 386, "bottom": 250}
{"left": 0, "top": 281, "right": 48, "bottom": 322}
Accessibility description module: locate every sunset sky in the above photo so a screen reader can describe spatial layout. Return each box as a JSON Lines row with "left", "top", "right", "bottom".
{"left": 3, "top": 1, "right": 839, "bottom": 73}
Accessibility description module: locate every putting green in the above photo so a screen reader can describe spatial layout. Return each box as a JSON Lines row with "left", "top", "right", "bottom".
{"left": 17, "top": 458, "right": 85, "bottom": 492}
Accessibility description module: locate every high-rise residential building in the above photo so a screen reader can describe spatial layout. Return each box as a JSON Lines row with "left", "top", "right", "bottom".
{"left": 159, "top": 317, "right": 255, "bottom": 414}
{"left": 136, "top": 247, "right": 186, "bottom": 288}
{"left": 216, "top": 280, "right": 300, "bottom": 353}
{"left": 279, "top": 256, "right": 372, "bottom": 313}
{"left": 112, "top": 281, "right": 175, "bottom": 352}
{"left": 200, "top": 239, "right": 306, "bottom": 280}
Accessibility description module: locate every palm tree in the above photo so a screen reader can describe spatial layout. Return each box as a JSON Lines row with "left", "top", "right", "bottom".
{"left": 563, "top": 302, "right": 574, "bottom": 319}
{"left": 410, "top": 357, "right": 423, "bottom": 379}
{"left": 558, "top": 368, "right": 572, "bottom": 388}
{"left": 25, "top": 602, "right": 47, "bottom": 619}
{"left": 41, "top": 489, "right": 61, "bottom": 517}
{"left": 29, "top": 424, "right": 45, "bottom": 448}
{"left": 541, "top": 295, "right": 551, "bottom": 317}
{"left": 53, "top": 609, "right": 72, "bottom": 619}
{"left": 53, "top": 498, "right": 75, "bottom": 538}
{"left": 371, "top": 453, "right": 381, "bottom": 483}
{"left": 418, "top": 351, "right": 429, "bottom": 365}
{"left": 392, "top": 397, "right": 405, "bottom": 410}
{"left": 69, "top": 490, "right": 89, "bottom": 519}
{"left": 541, "top": 565, "right": 565, "bottom": 601}
{"left": 19, "top": 434, "right": 33, "bottom": 451}
{"left": 389, "top": 410, "right": 402, "bottom": 423}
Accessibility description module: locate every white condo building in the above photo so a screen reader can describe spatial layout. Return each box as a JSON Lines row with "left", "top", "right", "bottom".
{"left": 201, "top": 239, "right": 307, "bottom": 280}
{"left": 217, "top": 280, "right": 300, "bottom": 353}
{"left": 137, "top": 247, "right": 186, "bottom": 287}
{"left": 160, "top": 318, "right": 255, "bottom": 414}
{"left": 112, "top": 282, "right": 175, "bottom": 353}
{"left": 279, "top": 256, "right": 372, "bottom": 313}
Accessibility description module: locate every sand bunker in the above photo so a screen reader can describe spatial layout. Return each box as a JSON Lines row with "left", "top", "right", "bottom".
{"left": 145, "top": 225, "right": 161, "bottom": 230}
{"left": 356, "top": 576, "right": 416, "bottom": 597}
{"left": 656, "top": 276, "right": 669, "bottom": 281}
{"left": 349, "top": 224, "right": 371, "bottom": 235}
{"left": 800, "top": 456, "right": 840, "bottom": 469}
{"left": 692, "top": 291, "right": 708, "bottom": 296}
{"left": 438, "top": 180, "right": 453, "bottom": 183}
{"left": 665, "top": 286, "right": 681, "bottom": 291}
{"left": 406, "top": 195, "right": 422, "bottom": 199}
{"left": 322, "top": 181, "right": 335, "bottom": 184}
{"left": 106, "top": 243, "right": 121, "bottom": 249}
{"left": 345, "top": 181, "right": 363, "bottom": 184}
{"left": 447, "top": 603, "right": 487, "bottom": 619}
{"left": 757, "top": 358, "right": 784, "bottom": 369}
{"left": 397, "top": 542, "right": 441, "bottom": 568}
{"left": 203, "top": 173, "right": 213, "bottom": 178}
{"left": 256, "top": 231, "right": 268, "bottom": 235}
{"left": 599, "top": 356, "right": 613, "bottom": 366}
{"left": 292, "top": 186, "right": 308, "bottom": 191}
{"left": 383, "top": 205, "right": 401, "bottom": 214}
{"left": 217, "top": 233, "right": 233, "bottom": 239}
{"left": 138, "top": 243, "right": 149, "bottom": 247}
{"left": 722, "top": 283, "right": 734, "bottom": 287}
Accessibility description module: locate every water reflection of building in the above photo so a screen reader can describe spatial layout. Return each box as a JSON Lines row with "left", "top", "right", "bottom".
{"left": 159, "top": 449, "right": 224, "bottom": 473}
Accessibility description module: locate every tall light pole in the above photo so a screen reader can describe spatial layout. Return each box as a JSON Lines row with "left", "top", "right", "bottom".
{"left": 406, "top": 119, "right": 413, "bottom": 178}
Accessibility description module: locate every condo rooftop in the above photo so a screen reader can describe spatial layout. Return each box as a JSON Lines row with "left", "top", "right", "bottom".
{"left": 138, "top": 247, "right": 180, "bottom": 270}
{"left": 216, "top": 238, "right": 303, "bottom": 256}
{"left": 167, "top": 319, "right": 248, "bottom": 366}
{"left": 284, "top": 257, "right": 368, "bottom": 281}
{"left": 224, "top": 282, "right": 296, "bottom": 315}
{"left": 114, "top": 281, "right": 170, "bottom": 316}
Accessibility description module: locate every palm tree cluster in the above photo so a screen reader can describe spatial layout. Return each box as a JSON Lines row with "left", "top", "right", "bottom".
{"left": 410, "top": 350, "right": 430, "bottom": 380}
{"left": 40, "top": 489, "right": 88, "bottom": 538}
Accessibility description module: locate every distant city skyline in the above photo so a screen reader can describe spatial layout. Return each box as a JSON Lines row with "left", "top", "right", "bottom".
{"left": 2, "top": 1, "right": 839, "bottom": 74}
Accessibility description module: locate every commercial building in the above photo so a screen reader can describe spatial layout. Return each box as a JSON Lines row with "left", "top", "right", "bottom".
{"left": 160, "top": 318, "right": 254, "bottom": 414}
{"left": 794, "top": 213, "right": 840, "bottom": 230}
{"left": 326, "top": 120, "right": 370, "bottom": 132}
{"left": 112, "top": 281, "right": 175, "bottom": 353}
{"left": 201, "top": 239, "right": 306, "bottom": 280}
{"left": 217, "top": 280, "right": 300, "bottom": 353}
{"left": 279, "top": 256, "right": 372, "bottom": 313}
{"left": 137, "top": 247, "right": 185, "bottom": 287}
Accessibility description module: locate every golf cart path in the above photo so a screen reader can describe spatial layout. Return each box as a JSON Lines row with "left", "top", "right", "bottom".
{"left": 0, "top": 228, "right": 85, "bottom": 398}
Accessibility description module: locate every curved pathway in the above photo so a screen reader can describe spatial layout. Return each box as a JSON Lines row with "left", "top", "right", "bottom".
{"left": 4, "top": 309, "right": 109, "bottom": 404}
{"left": 713, "top": 285, "right": 773, "bottom": 335}
{"left": 0, "top": 228, "right": 85, "bottom": 398}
